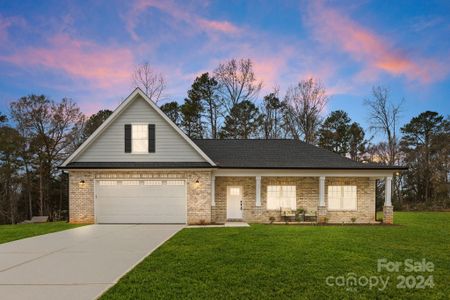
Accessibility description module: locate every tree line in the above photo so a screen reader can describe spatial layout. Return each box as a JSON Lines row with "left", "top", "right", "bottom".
{"left": 0, "top": 58, "right": 448, "bottom": 224}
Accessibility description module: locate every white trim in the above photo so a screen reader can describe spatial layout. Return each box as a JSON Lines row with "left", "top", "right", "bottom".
{"left": 384, "top": 176, "right": 392, "bottom": 206}
{"left": 213, "top": 169, "right": 396, "bottom": 178}
{"left": 62, "top": 88, "right": 215, "bottom": 167}
{"left": 255, "top": 176, "right": 261, "bottom": 206}
{"left": 319, "top": 176, "right": 325, "bottom": 206}
{"left": 211, "top": 176, "right": 216, "bottom": 207}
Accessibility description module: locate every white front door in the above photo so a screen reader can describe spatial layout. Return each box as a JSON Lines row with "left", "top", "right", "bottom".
{"left": 227, "top": 186, "right": 243, "bottom": 219}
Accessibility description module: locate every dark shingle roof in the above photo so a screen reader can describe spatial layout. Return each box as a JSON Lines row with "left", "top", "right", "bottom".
{"left": 194, "top": 139, "right": 404, "bottom": 170}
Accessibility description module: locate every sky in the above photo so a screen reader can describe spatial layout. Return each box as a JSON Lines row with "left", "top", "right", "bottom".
{"left": 0, "top": 0, "right": 449, "bottom": 137}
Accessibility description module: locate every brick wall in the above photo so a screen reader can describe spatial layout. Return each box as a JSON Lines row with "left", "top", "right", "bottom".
{"left": 68, "top": 170, "right": 211, "bottom": 225}
{"left": 213, "top": 176, "right": 376, "bottom": 224}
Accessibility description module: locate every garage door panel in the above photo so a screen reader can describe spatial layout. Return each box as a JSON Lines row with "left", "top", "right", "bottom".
{"left": 95, "top": 180, "right": 186, "bottom": 224}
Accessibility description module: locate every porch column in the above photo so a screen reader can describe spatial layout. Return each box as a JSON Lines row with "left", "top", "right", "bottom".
{"left": 383, "top": 176, "right": 393, "bottom": 224}
{"left": 256, "top": 176, "right": 261, "bottom": 206}
{"left": 211, "top": 176, "right": 215, "bottom": 207}
{"left": 318, "top": 176, "right": 327, "bottom": 223}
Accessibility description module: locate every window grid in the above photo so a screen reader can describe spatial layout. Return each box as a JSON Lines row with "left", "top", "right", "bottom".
{"left": 166, "top": 180, "right": 185, "bottom": 186}
{"left": 144, "top": 180, "right": 162, "bottom": 186}
{"left": 267, "top": 185, "right": 296, "bottom": 210}
{"left": 132, "top": 124, "right": 148, "bottom": 153}
{"left": 328, "top": 185, "right": 357, "bottom": 210}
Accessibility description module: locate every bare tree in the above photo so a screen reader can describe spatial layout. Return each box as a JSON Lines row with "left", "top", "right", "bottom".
{"left": 214, "top": 58, "right": 262, "bottom": 113}
{"left": 283, "top": 78, "right": 328, "bottom": 144}
{"left": 365, "top": 86, "right": 403, "bottom": 207}
{"left": 132, "top": 62, "right": 166, "bottom": 102}
{"left": 365, "top": 86, "right": 403, "bottom": 165}
{"left": 261, "top": 87, "right": 286, "bottom": 139}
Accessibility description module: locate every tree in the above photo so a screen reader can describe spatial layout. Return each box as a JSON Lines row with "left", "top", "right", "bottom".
{"left": 132, "top": 62, "right": 165, "bottom": 102}
{"left": 10, "top": 95, "right": 84, "bottom": 217}
{"left": 188, "top": 73, "right": 221, "bottom": 138}
{"left": 214, "top": 58, "right": 262, "bottom": 113}
{"left": 180, "top": 98, "right": 203, "bottom": 139}
{"left": 400, "top": 111, "right": 449, "bottom": 205}
{"left": 318, "top": 110, "right": 351, "bottom": 155}
{"left": 160, "top": 101, "right": 181, "bottom": 125}
{"left": 81, "top": 109, "right": 112, "bottom": 141}
{"left": 348, "top": 122, "right": 366, "bottom": 161}
{"left": 365, "top": 86, "right": 403, "bottom": 207}
{"left": 220, "top": 101, "right": 263, "bottom": 139}
{"left": 261, "top": 90, "right": 286, "bottom": 139}
{"left": 283, "top": 78, "right": 328, "bottom": 144}
{"left": 0, "top": 124, "right": 23, "bottom": 223}
{"left": 365, "top": 86, "right": 402, "bottom": 165}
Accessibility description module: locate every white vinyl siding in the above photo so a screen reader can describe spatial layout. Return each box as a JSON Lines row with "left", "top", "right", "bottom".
{"left": 328, "top": 186, "right": 357, "bottom": 210}
{"left": 75, "top": 96, "right": 206, "bottom": 162}
{"left": 132, "top": 124, "right": 148, "bottom": 153}
{"left": 267, "top": 185, "right": 296, "bottom": 210}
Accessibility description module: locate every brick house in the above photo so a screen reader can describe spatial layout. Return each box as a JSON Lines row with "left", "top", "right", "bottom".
{"left": 61, "top": 88, "right": 404, "bottom": 225}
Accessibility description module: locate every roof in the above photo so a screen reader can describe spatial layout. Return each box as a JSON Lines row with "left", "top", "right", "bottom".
{"left": 193, "top": 139, "right": 405, "bottom": 170}
{"left": 62, "top": 162, "right": 212, "bottom": 169}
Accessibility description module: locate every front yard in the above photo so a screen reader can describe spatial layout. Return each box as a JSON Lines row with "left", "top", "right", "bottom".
{"left": 0, "top": 222, "right": 83, "bottom": 244}
{"left": 102, "top": 212, "right": 450, "bottom": 299}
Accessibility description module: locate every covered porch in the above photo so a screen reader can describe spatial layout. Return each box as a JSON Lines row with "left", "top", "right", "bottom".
{"left": 210, "top": 169, "right": 395, "bottom": 224}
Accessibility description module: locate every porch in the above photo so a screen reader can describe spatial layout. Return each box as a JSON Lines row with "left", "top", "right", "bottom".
{"left": 210, "top": 170, "right": 394, "bottom": 224}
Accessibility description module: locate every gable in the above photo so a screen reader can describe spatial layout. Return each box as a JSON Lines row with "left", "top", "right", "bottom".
{"left": 69, "top": 92, "right": 210, "bottom": 164}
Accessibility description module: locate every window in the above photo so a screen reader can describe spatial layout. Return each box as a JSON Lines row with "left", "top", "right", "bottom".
{"left": 132, "top": 124, "right": 148, "bottom": 153}
{"left": 166, "top": 180, "right": 185, "bottom": 186}
{"left": 229, "top": 187, "right": 240, "bottom": 196}
{"left": 328, "top": 186, "right": 357, "bottom": 210}
{"left": 122, "top": 180, "right": 140, "bottom": 186}
{"left": 99, "top": 180, "right": 117, "bottom": 186}
{"left": 267, "top": 185, "right": 296, "bottom": 210}
{"left": 144, "top": 180, "right": 162, "bottom": 186}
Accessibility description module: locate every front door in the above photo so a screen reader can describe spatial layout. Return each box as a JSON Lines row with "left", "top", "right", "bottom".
{"left": 227, "top": 186, "right": 243, "bottom": 219}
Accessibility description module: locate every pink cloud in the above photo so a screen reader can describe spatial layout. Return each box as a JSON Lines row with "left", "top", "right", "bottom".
{"left": 124, "top": 0, "right": 240, "bottom": 41}
{"left": 0, "top": 34, "right": 134, "bottom": 89}
{"left": 305, "top": 1, "right": 448, "bottom": 83}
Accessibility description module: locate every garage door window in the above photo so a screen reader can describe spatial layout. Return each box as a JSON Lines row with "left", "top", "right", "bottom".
{"left": 99, "top": 181, "right": 117, "bottom": 186}
{"left": 167, "top": 180, "right": 185, "bottom": 186}
{"left": 122, "top": 181, "right": 140, "bottom": 186}
{"left": 144, "top": 180, "right": 162, "bottom": 185}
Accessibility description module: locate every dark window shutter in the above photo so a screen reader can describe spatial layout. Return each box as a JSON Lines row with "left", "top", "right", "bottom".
{"left": 124, "top": 124, "right": 132, "bottom": 153}
{"left": 148, "top": 124, "right": 155, "bottom": 153}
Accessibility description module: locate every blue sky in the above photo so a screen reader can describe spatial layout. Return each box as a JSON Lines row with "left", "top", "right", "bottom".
{"left": 0, "top": 0, "right": 449, "bottom": 137}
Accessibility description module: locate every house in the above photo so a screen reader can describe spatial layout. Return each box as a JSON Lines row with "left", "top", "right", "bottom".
{"left": 61, "top": 88, "right": 404, "bottom": 225}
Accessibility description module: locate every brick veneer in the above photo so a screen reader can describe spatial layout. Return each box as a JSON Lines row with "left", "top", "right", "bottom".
{"left": 69, "top": 170, "right": 212, "bottom": 225}
{"left": 213, "top": 176, "right": 376, "bottom": 224}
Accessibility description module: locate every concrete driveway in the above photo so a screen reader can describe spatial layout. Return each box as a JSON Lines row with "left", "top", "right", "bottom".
{"left": 0, "top": 224, "right": 184, "bottom": 300}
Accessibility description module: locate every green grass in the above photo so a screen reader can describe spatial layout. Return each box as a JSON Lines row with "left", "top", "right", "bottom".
{"left": 0, "top": 221, "right": 83, "bottom": 244}
{"left": 102, "top": 212, "right": 450, "bottom": 299}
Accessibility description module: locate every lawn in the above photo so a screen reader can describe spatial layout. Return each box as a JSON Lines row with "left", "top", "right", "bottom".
{"left": 102, "top": 212, "right": 450, "bottom": 299}
{"left": 0, "top": 221, "right": 83, "bottom": 244}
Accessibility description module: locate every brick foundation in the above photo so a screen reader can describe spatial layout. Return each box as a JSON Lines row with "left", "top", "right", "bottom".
{"left": 383, "top": 205, "right": 394, "bottom": 224}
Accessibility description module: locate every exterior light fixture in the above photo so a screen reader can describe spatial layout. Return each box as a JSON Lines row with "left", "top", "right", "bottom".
{"left": 79, "top": 180, "right": 86, "bottom": 187}
{"left": 195, "top": 178, "right": 200, "bottom": 184}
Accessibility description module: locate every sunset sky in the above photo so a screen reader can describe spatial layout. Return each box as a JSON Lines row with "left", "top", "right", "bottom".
{"left": 0, "top": 0, "right": 449, "bottom": 135}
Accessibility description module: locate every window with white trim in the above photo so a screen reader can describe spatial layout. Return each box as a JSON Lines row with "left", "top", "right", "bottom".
{"left": 267, "top": 185, "right": 296, "bottom": 210}
{"left": 132, "top": 124, "right": 148, "bottom": 153}
{"left": 328, "top": 186, "right": 357, "bottom": 210}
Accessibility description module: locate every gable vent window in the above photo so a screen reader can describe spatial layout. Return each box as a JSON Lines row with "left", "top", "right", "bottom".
{"left": 125, "top": 124, "right": 156, "bottom": 153}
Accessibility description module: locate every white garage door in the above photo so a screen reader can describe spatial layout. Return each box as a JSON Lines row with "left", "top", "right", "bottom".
{"left": 95, "top": 180, "right": 186, "bottom": 224}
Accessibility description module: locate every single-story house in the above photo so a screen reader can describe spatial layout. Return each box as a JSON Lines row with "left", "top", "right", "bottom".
{"left": 61, "top": 88, "right": 404, "bottom": 225}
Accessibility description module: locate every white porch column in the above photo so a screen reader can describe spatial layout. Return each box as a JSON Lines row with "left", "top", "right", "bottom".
{"left": 256, "top": 176, "right": 261, "bottom": 206}
{"left": 211, "top": 176, "right": 215, "bottom": 207}
{"left": 384, "top": 176, "right": 392, "bottom": 207}
{"left": 319, "top": 176, "right": 325, "bottom": 207}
